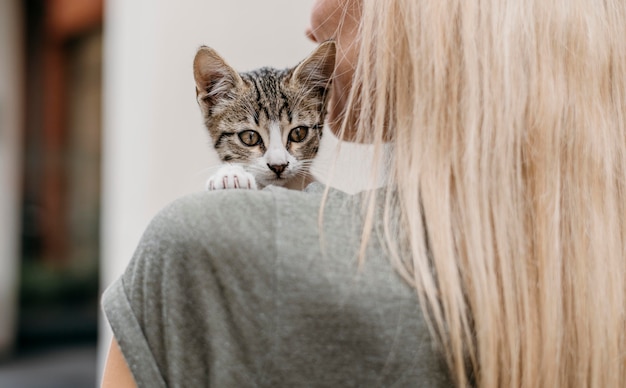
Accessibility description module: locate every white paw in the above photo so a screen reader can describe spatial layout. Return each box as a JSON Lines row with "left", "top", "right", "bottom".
{"left": 205, "top": 165, "right": 258, "bottom": 190}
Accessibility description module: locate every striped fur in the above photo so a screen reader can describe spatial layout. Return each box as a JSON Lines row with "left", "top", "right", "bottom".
{"left": 194, "top": 41, "right": 335, "bottom": 189}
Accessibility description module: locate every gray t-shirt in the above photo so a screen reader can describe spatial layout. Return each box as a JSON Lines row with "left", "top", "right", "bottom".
{"left": 102, "top": 183, "right": 452, "bottom": 387}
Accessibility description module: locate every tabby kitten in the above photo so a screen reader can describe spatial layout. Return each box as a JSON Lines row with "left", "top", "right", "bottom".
{"left": 193, "top": 41, "right": 336, "bottom": 190}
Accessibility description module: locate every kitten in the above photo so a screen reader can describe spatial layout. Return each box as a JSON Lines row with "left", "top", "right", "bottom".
{"left": 193, "top": 41, "right": 336, "bottom": 190}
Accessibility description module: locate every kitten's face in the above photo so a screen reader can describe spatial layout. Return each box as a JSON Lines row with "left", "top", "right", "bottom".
{"left": 194, "top": 42, "right": 336, "bottom": 188}
{"left": 206, "top": 69, "right": 325, "bottom": 187}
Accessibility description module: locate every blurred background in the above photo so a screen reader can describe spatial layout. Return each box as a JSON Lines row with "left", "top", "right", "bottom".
{"left": 0, "top": 0, "right": 377, "bottom": 386}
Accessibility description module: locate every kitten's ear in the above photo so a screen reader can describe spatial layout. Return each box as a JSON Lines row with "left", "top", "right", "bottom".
{"left": 193, "top": 46, "right": 242, "bottom": 112}
{"left": 291, "top": 40, "right": 336, "bottom": 94}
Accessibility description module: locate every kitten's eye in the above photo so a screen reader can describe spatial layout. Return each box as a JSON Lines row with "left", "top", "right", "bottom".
{"left": 238, "top": 130, "right": 262, "bottom": 146}
{"left": 288, "top": 126, "right": 309, "bottom": 143}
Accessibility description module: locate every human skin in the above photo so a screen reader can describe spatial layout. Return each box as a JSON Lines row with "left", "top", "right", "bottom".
{"left": 306, "top": 0, "right": 361, "bottom": 141}
{"left": 100, "top": 2, "right": 362, "bottom": 387}
{"left": 101, "top": 339, "right": 136, "bottom": 387}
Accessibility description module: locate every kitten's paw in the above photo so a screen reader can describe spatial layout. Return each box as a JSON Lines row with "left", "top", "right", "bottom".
{"left": 206, "top": 165, "right": 258, "bottom": 190}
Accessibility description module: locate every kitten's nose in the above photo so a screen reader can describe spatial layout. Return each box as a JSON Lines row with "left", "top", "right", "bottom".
{"left": 268, "top": 163, "right": 288, "bottom": 177}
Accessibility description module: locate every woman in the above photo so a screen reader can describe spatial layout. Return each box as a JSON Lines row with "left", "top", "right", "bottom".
{"left": 102, "top": 0, "right": 626, "bottom": 387}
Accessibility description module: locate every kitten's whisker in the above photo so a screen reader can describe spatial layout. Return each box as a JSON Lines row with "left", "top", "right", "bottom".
{"left": 306, "top": 167, "right": 325, "bottom": 177}
{"left": 297, "top": 159, "right": 323, "bottom": 167}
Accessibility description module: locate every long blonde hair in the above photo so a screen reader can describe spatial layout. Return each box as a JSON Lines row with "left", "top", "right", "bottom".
{"left": 348, "top": 0, "right": 626, "bottom": 386}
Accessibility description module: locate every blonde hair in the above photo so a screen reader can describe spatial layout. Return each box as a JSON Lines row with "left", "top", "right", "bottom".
{"left": 347, "top": 0, "right": 626, "bottom": 386}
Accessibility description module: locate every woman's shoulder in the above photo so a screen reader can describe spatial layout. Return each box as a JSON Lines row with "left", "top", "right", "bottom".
{"left": 104, "top": 185, "right": 453, "bottom": 387}
{"left": 147, "top": 184, "right": 353, "bottom": 239}
{"left": 131, "top": 185, "right": 355, "bottom": 274}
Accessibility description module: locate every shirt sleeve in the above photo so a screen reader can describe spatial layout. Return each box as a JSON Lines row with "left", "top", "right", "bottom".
{"left": 102, "top": 189, "right": 278, "bottom": 387}
{"left": 102, "top": 277, "right": 166, "bottom": 387}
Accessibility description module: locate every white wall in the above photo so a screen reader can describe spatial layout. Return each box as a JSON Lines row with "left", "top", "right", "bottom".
{"left": 0, "top": 0, "right": 22, "bottom": 358}
{"left": 100, "top": 0, "right": 378, "bottom": 376}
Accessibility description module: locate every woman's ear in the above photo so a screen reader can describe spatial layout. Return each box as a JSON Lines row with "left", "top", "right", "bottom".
{"left": 193, "top": 46, "right": 243, "bottom": 114}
